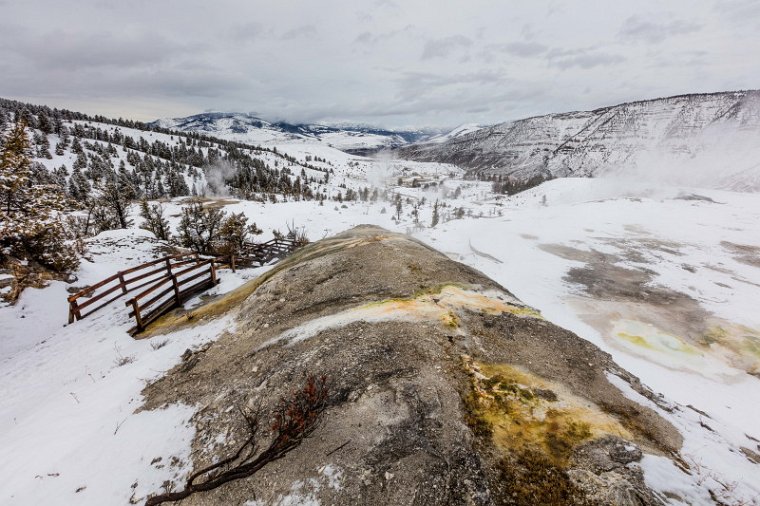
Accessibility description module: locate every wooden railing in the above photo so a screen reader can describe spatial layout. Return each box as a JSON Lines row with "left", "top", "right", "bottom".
{"left": 241, "top": 238, "right": 301, "bottom": 266}
{"left": 67, "top": 253, "right": 202, "bottom": 324}
{"left": 66, "top": 238, "right": 302, "bottom": 334}
{"left": 125, "top": 258, "right": 217, "bottom": 334}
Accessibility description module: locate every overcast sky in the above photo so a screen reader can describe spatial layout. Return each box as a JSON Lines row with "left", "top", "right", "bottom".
{"left": 1, "top": 0, "right": 758, "bottom": 128}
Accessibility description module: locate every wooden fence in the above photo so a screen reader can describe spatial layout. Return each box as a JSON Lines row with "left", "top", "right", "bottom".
{"left": 67, "top": 253, "right": 203, "bottom": 324}
{"left": 66, "top": 238, "right": 303, "bottom": 334}
{"left": 125, "top": 258, "right": 217, "bottom": 334}
{"left": 244, "top": 237, "right": 302, "bottom": 265}
{"left": 219, "top": 238, "right": 303, "bottom": 271}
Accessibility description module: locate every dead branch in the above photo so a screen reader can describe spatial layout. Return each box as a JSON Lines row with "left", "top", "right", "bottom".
{"left": 145, "top": 375, "right": 328, "bottom": 506}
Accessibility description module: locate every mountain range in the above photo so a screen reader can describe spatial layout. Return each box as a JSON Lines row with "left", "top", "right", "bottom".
{"left": 151, "top": 112, "right": 433, "bottom": 153}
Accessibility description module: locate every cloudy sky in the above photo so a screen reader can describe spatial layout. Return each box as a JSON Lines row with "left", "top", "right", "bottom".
{"left": 1, "top": 0, "right": 758, "bottom": 128}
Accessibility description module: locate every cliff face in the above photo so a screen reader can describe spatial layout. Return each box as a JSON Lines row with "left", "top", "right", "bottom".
{"left": 143, "top": 226, "right": 682, "bottom": 505}
{"left": 398, "top": 91, "right": 760, "bottom": 192}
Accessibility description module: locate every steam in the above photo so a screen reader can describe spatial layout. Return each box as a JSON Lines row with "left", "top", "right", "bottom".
{"left": 202, "top": 159, "right": 237, "bottom": 197}
{"left": 366, "top": 150, "right": 397, "bottom": 188}
{"left": 596, "top": 113, "right": 760, "bottom": 193}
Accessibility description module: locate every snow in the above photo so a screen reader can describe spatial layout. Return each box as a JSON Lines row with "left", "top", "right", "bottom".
{"left": 155, "top": 112, "right": 423, "bottom": 151}
{"left": 413, "top": 177, "right": 760, "bottom": 503}
{"left": 404, "top": 90, "right": 760, "bottom": 192}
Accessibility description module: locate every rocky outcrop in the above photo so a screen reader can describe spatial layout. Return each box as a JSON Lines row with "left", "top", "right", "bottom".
{"left": 142, "top": 226, "right": 683, "bottom": 505}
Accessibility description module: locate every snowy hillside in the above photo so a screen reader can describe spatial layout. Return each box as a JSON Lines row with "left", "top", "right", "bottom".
{"left": 153, "top": 112, "right": 431, "bottom": 152}
{"left": 399, "top": 90, "right": 760, "bottom": 192}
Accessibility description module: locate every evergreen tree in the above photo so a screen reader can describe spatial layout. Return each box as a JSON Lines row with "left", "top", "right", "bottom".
{"left": 139, "top": 200, "right": 171, "bottom": 241}
{"left": 97, "top": 171, "right": 135, "bottom": 230}
{"left": 0, "top": 119, "right": 78, "bottom": 272}
{"left": 431, "top": 199, "right": 440, "bottom": 228}
{"left": 177, "top": 201, "right": 225, "bottom": 254}
{"left": 218, "top": 212, "right": 262, "bottom": 257}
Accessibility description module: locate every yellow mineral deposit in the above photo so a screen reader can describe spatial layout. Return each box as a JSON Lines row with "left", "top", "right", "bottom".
{"left": 269, "top": 285, "right": 543, "bottom": 347}
{"left": 357, "top": 285, "right": 541, "bottom": 329}
{"left": 611, "top": 319, "right": 760, "bottom": 377}
{"left": 462, "top": 357, "right": 630, "bottom": 465}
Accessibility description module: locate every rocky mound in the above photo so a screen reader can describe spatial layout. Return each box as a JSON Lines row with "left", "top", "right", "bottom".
{"left": 142, "top": 225, "right": 682, "bottom": 505}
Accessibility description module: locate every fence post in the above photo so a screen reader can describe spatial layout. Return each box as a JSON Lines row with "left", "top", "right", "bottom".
{"left": 170, "top": 273, "right": 180, "bottom": 305}
{"left": 131, "top": 299, "right": 144, "bottom": 332}
{"left": 68, "top": 301, "right": 76, "bottom": 324}
{"left": 230, "top": 254, "right": 236, "bottom": 273}
{"left": 118, "top": 272, "right": 127, "bottom": 294}
{"left": 210, "top": 260, "right": 218, "bottom": 284}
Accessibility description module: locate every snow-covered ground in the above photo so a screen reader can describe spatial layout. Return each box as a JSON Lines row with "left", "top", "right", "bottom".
{"left": 2, "top": 164, "right": 759, "bottom": 504}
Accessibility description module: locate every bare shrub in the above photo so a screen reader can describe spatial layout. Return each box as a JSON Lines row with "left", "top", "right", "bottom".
{"left": 145, "top": 375, "right": 329, "bottom": 506}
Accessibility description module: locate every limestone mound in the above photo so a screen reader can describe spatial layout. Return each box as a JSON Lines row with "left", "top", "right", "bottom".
{"left": 143, "top": 225, "right": 682, "bottom": 505}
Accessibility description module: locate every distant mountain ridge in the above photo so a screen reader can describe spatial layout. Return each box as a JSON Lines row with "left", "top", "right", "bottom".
{"left": 152, "top": 112, "right": 434, "bottom": 152}
{"left": 398, "top": 90, "right": 760, "bottom": 192}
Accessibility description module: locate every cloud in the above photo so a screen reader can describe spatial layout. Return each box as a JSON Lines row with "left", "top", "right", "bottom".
{"left": 281, "top": 25, "right": 317, "bottom": 40}
{"left": 619, "top": 15, "right": 701, "bottom": 44}
{"left": 230, "top": 22, "right": 266, "bottom": 43}
{"left": 0, "top": 1, "right": 757, "bottom": 128}
{"left": 487, "top": 41, "right": 548, "bottom": 58}
{"left": 353, "top": 25, "right": 415, "bottom": 46}
{"left": 421, "top": 35, "right": 472, "bottom": 59}
{"left": 0, "top": 26, "right": 193, "bottom": 70}
{"left": 547, "top": 48, "right": 626, "bottom": 70}
{"left": 714, "top": 0, "right": 760, "bottom": 25}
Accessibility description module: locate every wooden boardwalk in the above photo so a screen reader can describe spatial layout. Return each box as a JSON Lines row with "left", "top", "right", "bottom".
{"left": 67, "top": 238, "right": 304, "bottom": 334}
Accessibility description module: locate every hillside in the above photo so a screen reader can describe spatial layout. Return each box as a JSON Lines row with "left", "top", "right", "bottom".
{"left": 398, "top": 90, "right": 760, "bottom": 192}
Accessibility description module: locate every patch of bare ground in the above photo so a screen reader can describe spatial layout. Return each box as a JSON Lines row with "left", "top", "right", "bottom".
{"left": 721, "top": 241, "right": 760, "bottom": 269}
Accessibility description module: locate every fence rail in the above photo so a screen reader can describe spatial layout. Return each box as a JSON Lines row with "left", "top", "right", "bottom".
{"left": 242, "top": 238, "right": 301, "bottom": 266}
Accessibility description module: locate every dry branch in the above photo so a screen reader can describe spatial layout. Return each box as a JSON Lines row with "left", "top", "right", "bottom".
{"left": 145, "top": 375, "right": 328, "bottom": 505}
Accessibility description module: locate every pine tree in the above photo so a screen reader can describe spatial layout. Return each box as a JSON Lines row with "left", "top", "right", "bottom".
{"left": 0, "top": 119, "right": 78, "bottom": 272}
{"left": 431, "top": 199, "right": 440, "bottom": 228}
{"left": 177, "top": 201, "right": 225, "bottom": 254}
{"left": 0, "top": 119, "right": 32, "bottom": 215}
{"left": 139, "top": 200, "right": 171, "bottom": 241}
{"left": 218, "top": 212, "right": 262, "bottom": 257}
{"left": 97, "top": 171, "right": 135, "bottom": 230}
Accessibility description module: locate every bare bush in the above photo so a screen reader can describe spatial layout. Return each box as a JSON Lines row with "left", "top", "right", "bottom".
{"left": 145, "top": 375, "right": 329, "bottom": 505}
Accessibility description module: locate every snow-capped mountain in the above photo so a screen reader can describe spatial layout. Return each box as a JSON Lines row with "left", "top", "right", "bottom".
{"left": 152, "top": 112, "right": 430, "bottom": 152}
{"left": 398, "top": 90, "right": 760, "bottom": 192}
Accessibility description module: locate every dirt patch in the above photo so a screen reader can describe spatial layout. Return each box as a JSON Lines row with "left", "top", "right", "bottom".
{"left": 721, "top": 241, "right": 760, "bottom": 269}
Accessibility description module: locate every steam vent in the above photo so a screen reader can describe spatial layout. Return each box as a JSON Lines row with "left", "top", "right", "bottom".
{"left": 143, "top": 226, "right": 682, "bottom": 505}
